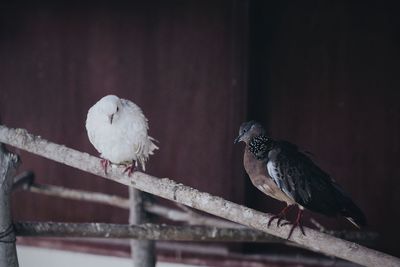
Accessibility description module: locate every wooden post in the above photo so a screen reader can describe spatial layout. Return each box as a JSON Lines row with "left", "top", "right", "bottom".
{"left": 0, "top": 144, "right": 20, "bottom": 267}
{"left": 129, "top": 188, "right": 156, "bottom": 267}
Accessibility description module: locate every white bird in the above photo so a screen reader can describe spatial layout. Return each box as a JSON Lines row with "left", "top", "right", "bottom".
{"left": 86, "top": 95, "right": 158, "bottom": 174}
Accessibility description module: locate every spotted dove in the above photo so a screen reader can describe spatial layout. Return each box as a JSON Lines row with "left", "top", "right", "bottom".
{"left": 235, "top": 121, "right": 366, "bottom": 238}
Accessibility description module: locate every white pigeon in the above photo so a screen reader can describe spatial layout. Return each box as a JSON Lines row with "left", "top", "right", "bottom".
{"left": 86, "top": 95, "right": 158, "bottom": 174}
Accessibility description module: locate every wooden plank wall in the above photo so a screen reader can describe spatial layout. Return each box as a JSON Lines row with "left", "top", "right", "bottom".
{"left": 247, "top": 0, "right": 400, "bottom": 257}
{"left": 0, "top": 1, "right": 247, "bottom": 226}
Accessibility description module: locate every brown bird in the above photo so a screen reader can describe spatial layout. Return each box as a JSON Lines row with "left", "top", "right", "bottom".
{"left": 234, "top": 121, "right": 366, "bottom": 239}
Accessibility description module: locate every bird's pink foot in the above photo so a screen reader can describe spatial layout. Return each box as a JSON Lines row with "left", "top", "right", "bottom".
{"left": 281, "top": 208, "right": 305, "bottom": 239}
{"left": 100, "top": 159, "right": 111, "bottom": 175}
{"left": 123, "top": 162, "right": 137, "bottom": 176}
{"left": 268, "top": 204, "right": 294, "bottom": 227}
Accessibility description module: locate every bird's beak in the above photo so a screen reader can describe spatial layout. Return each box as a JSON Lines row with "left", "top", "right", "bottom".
{"left": 234, "top": 134, "right": 243, "bottom": 144}
{"left": 109, "top": 114, "right": 114, "bottom": 124}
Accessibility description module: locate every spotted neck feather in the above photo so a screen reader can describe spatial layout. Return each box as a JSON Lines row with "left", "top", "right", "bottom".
{"left": 248, "top": 135, "right": 272, "bottom": 160}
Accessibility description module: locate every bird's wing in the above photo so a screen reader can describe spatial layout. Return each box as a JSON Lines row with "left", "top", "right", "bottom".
{"left": 120, "top": 98, "right": 160, "bottom": 171}
{"left": 267, "top": 142, "right": 366, "bottom": 226}
{"left": 267, "top": 142, "right": 334, "bottom": 208}
{"left": 121, "top": 99, "right": 149, "bottom": 127}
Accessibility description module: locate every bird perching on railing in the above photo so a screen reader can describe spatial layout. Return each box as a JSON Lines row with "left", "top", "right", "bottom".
{"left": 234, "top": 121, "right": 366, "bottom": 239}
{"left": 86, "top": 95, "right": 158, "bottom": 175}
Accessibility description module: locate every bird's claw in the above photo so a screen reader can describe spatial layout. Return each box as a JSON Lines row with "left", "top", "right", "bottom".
{"left": 100, "top": 159, "right": 110, "bottom": 175}
{"left": 283, "top": 209, "right": 305, "bottom": 239}
{"left": 282, "top": 221, "right": 306, "bottom": 239}
{"left": 268, "top": 214, "right": 286, "bottom": 227}
{"left": 123, "top": 163, "right": 137, "bottom": 176}
{"left": 268, "top": 205, "right": 294, "bottom": 228}
{"left": 277, "top": 216, "right": 286, "bottom": 227}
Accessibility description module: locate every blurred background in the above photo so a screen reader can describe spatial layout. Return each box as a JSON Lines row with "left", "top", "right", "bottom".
{"left": 0, "top": 0, "right": 399, "bottom": 266}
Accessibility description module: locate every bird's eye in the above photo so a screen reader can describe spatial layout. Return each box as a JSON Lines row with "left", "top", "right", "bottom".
{"left": 116, "top": 107, "right": 119, "bottom": 112}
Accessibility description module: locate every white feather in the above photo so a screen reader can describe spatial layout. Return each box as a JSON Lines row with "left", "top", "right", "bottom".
{"left": 267, "top": 161, "right": 279, "bottom": 185}
{"left": 267, "top": 149, "right": 293, "bottom": 199}
{"left": 267, "top": 149, "right": 281, "bottom": 187}
{"left": 86, "top": 95, "right": 158, "bottom": 171}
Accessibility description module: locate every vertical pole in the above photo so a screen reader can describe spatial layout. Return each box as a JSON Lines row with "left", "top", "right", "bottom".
{"left": 129, "top": 187, "right": 156, "bottom": 267}
{"left": 0, "top": 144, "right": 20, "bottom": 267}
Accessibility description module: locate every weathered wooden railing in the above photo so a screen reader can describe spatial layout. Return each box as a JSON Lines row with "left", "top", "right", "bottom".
{"left": 1, "top": 125, "right": 399, "bottom": 267}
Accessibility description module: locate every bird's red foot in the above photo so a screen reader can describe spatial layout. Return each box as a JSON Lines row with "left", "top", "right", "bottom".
{"left": 281, "top": 208, "right": 305, "bottom": 239}
{"left": 268, "top": 205, "right": 294, "bottom": 227}
{"left": 100, "top": 159, "right": 111, "bottom": 175}
{"left": 123, "top": 162, "right": 137, "bottom": 176}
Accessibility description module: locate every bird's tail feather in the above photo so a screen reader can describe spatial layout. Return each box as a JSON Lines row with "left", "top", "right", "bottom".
{"left": 148, "top": 136, "right": 159, "bottom": 155}
{"left": 341, "top": 201, "right": 367, "bottom": 228}
{"left": 332, "top": 182, "right": 366, "bottom": 228}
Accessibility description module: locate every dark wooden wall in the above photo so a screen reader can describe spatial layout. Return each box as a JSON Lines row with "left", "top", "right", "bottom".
{"left": 0, "top": 1, "right": 247, "bottom": 223}
{"left": 0, "top": 0, "right": 400, "bottom": 262}
{"left": 247, "top": 0, "right": 400, "bottom": 257}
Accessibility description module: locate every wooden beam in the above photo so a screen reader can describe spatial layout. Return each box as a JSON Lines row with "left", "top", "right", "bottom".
{"left": 1, "top": 125, "right": 399, "bottom": 267}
